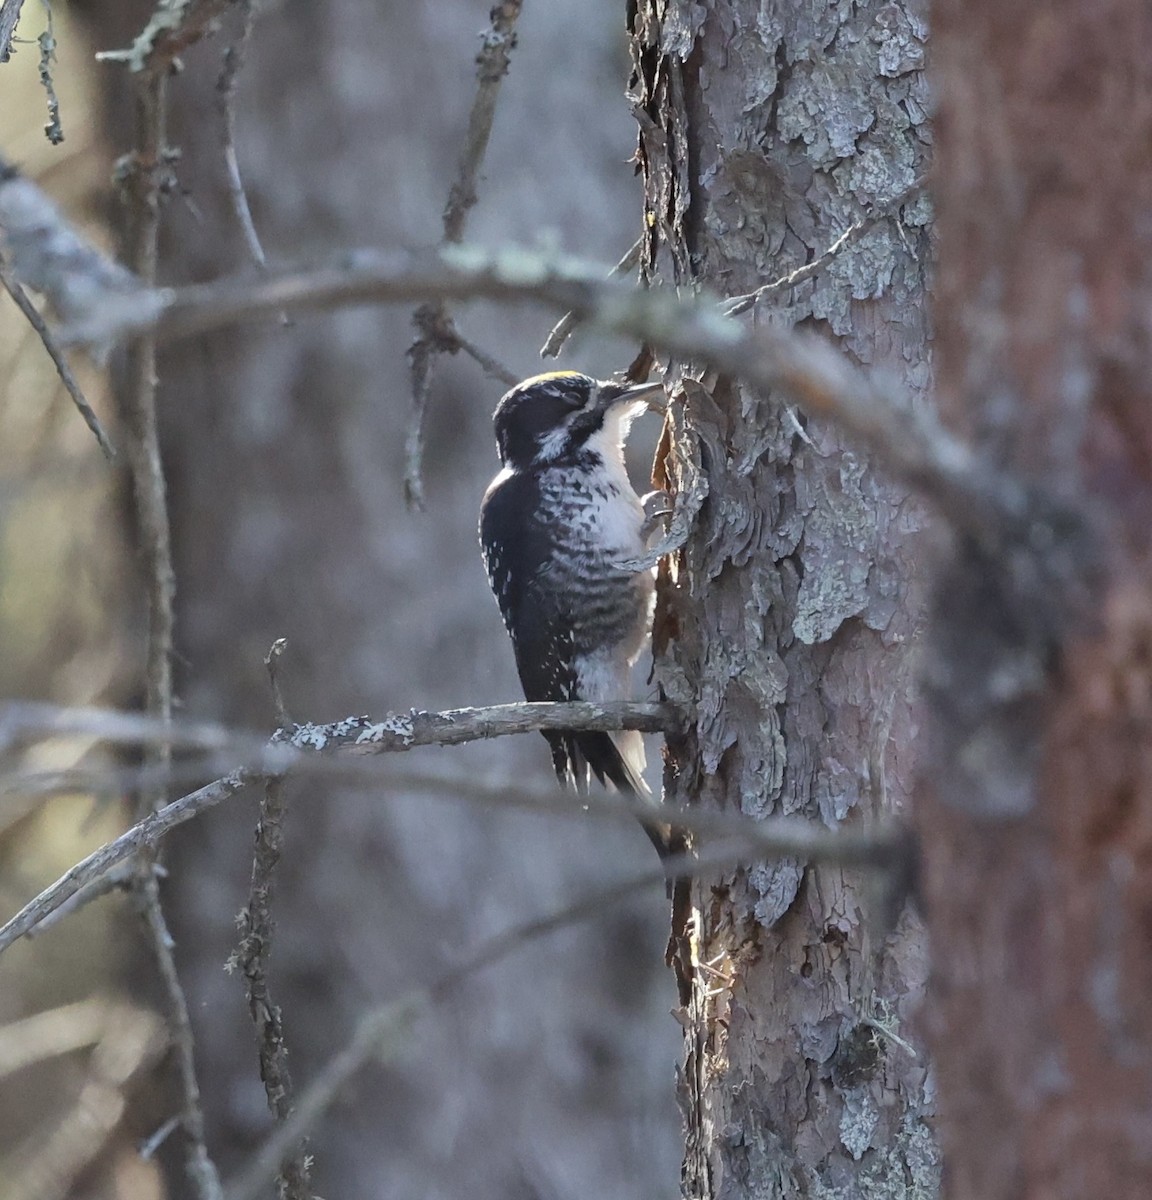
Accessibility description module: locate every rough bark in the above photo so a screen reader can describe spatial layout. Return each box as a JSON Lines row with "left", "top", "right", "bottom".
{"left": 73, "top": 3, "right": 681, "bottom": 1198}
{"left": 922, "top": 3, "right": 1152, "bottom": 1196}
{"left": 630, "top": 2, "right": 938, "bottom": 1195}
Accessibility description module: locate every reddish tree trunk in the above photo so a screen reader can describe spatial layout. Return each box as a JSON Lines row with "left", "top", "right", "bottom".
{"left": 923, "top": 2, "right": 1152, "bottom": 1196}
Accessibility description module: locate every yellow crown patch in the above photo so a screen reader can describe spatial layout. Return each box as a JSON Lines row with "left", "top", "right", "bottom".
{"left": 518, "top": 370, "right": 586, "bottom": 388}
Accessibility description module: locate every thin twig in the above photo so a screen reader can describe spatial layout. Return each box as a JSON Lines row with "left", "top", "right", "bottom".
{"left": 0, "top": 263, "right": 115, "bottom": 458}
{"left": 540, "top": 235, "right": 642, "bottom": 357}
{"left": 0, "top": 770, "right": 251, "bottom": 954}
{"left": 24, "top": 862, "right": 135, "bottom": 939}
{"left": 139, "top": 1115, "right": 183, "bottom": 1161}
{"left": 404, "top": 303, "right": 446, "bottom": 510}
{"left": 447, "top": 322, "right": 518, "bottom": 386}
{"left": 0, "top": 700, "right": 243, "bottom": 755}
{"left": 723, "top": 179, "right": 926, "bottom": 317}
{"left": 135, "top": 875, "right": 222, "bottom": 1199}
{"left": 264, "top": 637, "right": 291, "bottom": 728}
{"left": 724, "top": 222, "right": 864, "bottom": 317}
{"left": 215, "top": 0, "right": 268, "bottom": 269}
{"left": 114, "top": 18, "right": 220, "bottom": 1198}
{"left": 405, "top": 0, "right": 523, "bottom": 509}
{"left": 233, "top": 774, "right": 310, "bottom": 1200}
{"left": 37, "top": 5, "right": 63, "bottom": 146}
{"left": 231, "top": 639, "right": 307, "bottom": 1197}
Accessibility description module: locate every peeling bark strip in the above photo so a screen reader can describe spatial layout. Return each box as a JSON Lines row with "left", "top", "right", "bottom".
{"left": 923, "top": 3, "right": 1152, "bottom": 1197}
{"left": 630, "top": 2, "right": 938, "bottom": 1196}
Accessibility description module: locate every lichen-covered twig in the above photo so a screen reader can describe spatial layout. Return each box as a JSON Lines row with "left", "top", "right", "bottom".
{"left": 96, "top": 0, "right": 238, "bottom": 74}
{"left": 1, "top": 157, "right": 1029, "bottom": 543}
{"left": 37, "top": 12, "right": 64, "bottom": 146}
{"left": 231, "top": 641, "right": 309, "bottom": 1199}
{"left": 0, "top": 699, "right": 910, "bottom": 956}
{"left": 234, "top": 774, "right": 311, "bottom": 1200}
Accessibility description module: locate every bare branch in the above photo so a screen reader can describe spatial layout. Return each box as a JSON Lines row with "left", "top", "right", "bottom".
{"left": 0, "top": 155, "right": 1036, "bottom": 541}
{"left": 227, "top": 639, "right": 308, "bottom": 1198}
{"left": 724, "top": 222, "right": 866, "bottom": 317}
{"left": 134, "top": 873, "right": 222, "bottom": 1200}
{"left": 24, "top": 863, "right": 135, "bottom": 940}
{"left": 449, "top": 323, "right": 519, "bottom": 385}
{"left": 0, "top": 699, "right": 243, "bottom": 754}
{"left": 0, "top": 699, "right": 909, "bottom": 956}
{"left": 117, "top": 61, "right": 218, "bottom": 1199}
{"left": 442, "top": 1, "right": 522, "bottom": 243}
{"left": 404, "top": 301, "right": 449, "bottom": 510}
{"left": 0, "top": 769, "right": 250, "bottom": 953}
{"left": 59, "top": 242, "right": 1028, "bottom": 537}
{"left": 264, "top": 638, "right": 291, "bottom": 728}
{"left": 0, "top": 263, "right": 115, "bottom": 458}
{"left": 405, "top": 0, "right": 523, "bottom": 508}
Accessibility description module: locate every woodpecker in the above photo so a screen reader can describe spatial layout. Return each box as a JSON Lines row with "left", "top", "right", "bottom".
{"left": 479, "top": 370, "right": 669, "bottom": 858}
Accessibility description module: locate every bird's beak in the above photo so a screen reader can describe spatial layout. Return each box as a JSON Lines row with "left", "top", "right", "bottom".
{"left": 598, "top": 380, "right": 667, "bottom": 413}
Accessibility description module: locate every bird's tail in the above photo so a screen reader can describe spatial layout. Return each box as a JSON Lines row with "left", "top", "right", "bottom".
{"left": 546, "top": 728, "right": 671, "bottom": 861}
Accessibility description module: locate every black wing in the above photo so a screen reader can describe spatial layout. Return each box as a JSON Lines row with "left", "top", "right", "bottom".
{"left": 479, "top": 470, "right": 653, "bottom": 807}
{"left": 479, "top": 470, "right": 576, "bottom": 701}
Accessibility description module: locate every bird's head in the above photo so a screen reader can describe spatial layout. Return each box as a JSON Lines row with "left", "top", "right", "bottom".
{"left": 491, "top": 371, "right": 664, "bottom": 470}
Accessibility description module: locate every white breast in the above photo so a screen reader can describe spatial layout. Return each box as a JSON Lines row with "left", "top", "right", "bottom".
{"left": 580, "top": 412, "right": 646, "bottom": 556}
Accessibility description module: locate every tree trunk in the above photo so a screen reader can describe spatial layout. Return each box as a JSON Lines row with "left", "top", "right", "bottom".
{"left": 921, "top": 3, "right": 1152, "bottom": 1196}
{"left": 74, "top": 3, "right": 682, "bottom": 1198}
{"left": 629, "top": 1, "right": 939, "bottom": 1194}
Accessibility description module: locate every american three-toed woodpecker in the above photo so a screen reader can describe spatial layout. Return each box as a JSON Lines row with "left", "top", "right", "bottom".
{"left": 478, "top": 370, "right": 668, "bottom": 856}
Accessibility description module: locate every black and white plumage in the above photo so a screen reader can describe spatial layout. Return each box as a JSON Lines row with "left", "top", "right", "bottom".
{"left": 479, "top": 370, "right": 668, "bottom": 857}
